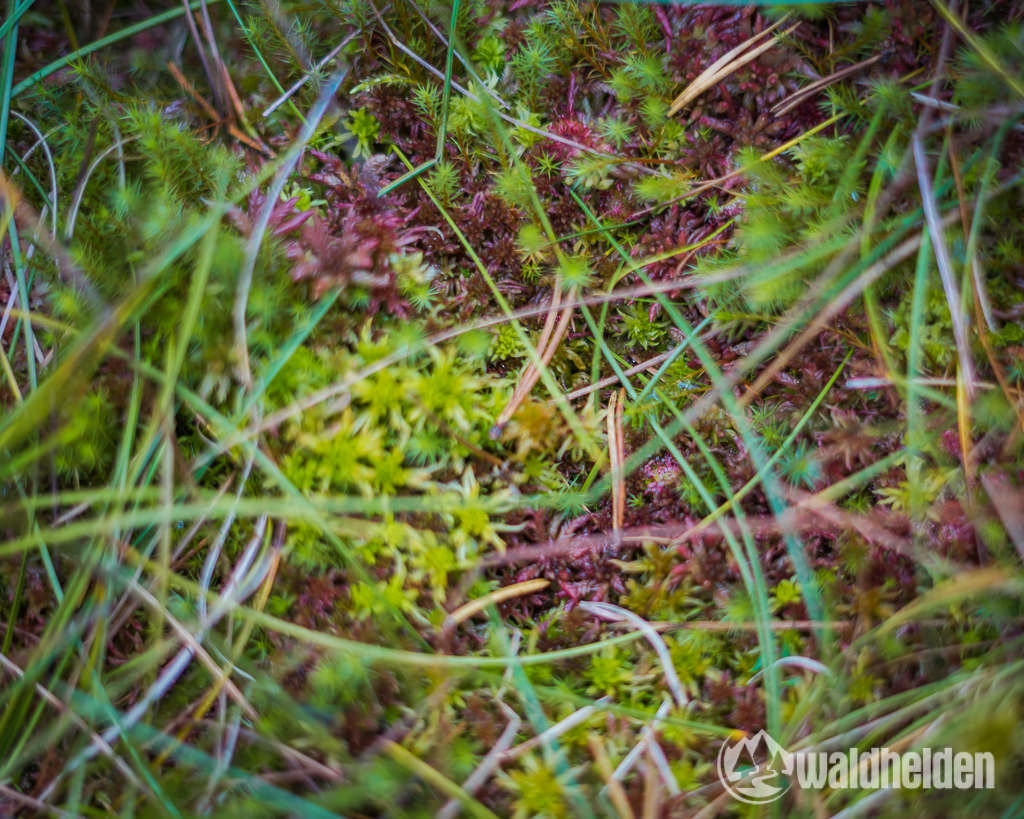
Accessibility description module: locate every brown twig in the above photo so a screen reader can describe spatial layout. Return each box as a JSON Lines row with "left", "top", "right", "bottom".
{"left": 771, "top": 53, "right": 882, "bottom": 118}
{"left": 494, "top": 285, "right": 578, "bottom": 432}
{"left": 669, "top": 18, "right": 799, "bottom": 115}
{"left": 444, "top": 578, "right": 550, "bottom": 628}
{"left": 607, "top": 389, "right": 626, "bottom": 540}
{"left": 589, "top": 736, "right": 636, "bottom": 819}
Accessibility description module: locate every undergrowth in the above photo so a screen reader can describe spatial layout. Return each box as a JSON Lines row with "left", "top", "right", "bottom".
{"left": 1, "top": 0, "right": 1024, "bottom": 816}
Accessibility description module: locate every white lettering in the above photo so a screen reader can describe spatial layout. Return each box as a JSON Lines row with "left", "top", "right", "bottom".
{"left": 903, "top": 753, "right": 920, "bottom": 789}
{"left": 933, "top": 748, "right": 953, "bottom": 788}
{"left": 828, "top": 752, "right": 849, "bottom": 789}
{"left": 974, "top": 752, "right": 995, "bottom": 789}
{"left": 795, "top": 753, "right": 829, "bottom": 789}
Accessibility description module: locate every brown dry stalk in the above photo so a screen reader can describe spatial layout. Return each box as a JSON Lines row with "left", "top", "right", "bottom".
{"left": 495, "top": 283, "right": 562, "bottom": 429}
{"left": 526, "top": 278, "right": 563, "bottom": 376}
{"left": 668, "top": 18, "right": 799, "bottom": 115}
{"left": 608, "top": 388, "right": 626, "bottom": 538}
{"left": 641, "top": 751, "right": 661, "bottom": 819}
{"left": 226, "top": 122, "right": 274, "bottom": 157}
{"left": 167, "top": 62, "right": 271, "bottom": 155}
{"left": 495, "top": 284, "right": 577, "bottom": 429}
{"left": 167, "top": 60, "right": 220, "bottom": 123}
{"left": 771, "top": 54, "right": 882, "bottom": 118}
{"left": 445, "top": 578, "right": 550, "bottom": 627}
{"left": 588, "top": 736, "right": 636, "bottom": 819}
{"left": 536, "top": 295, "right": 577, "bottom": 369}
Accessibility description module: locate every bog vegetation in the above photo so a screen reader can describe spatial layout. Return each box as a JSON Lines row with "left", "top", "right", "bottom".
{"left": 1, "top": 0, "right": 1023, "bottom": 815}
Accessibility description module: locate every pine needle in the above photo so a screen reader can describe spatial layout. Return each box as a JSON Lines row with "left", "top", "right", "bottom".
{"left": 668, "top": 18, "right": 798, "bottom": 116}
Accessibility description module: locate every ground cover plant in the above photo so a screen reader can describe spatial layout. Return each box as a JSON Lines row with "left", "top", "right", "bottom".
{"left": 1, "top": 0, "right": 1024, "bottom": 815}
